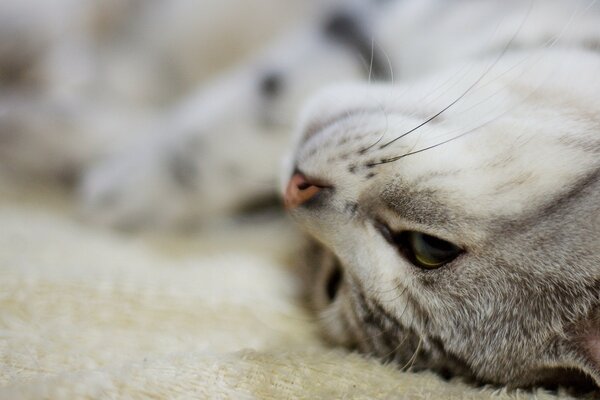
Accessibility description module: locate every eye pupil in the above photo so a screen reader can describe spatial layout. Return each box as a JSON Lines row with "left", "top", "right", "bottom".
{"left": 414, "top": 233, "right": 456, "bottom": 254}
{"left": 375, "top": 222, "right": 462, "bottom": 270}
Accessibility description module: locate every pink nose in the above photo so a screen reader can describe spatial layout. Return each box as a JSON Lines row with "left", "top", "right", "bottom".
{"left": 284, "top": 172, "right": 327, "bottom": 209}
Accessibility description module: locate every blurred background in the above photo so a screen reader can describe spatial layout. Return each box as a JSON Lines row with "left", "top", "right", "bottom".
{"left": 0, "top": 0, "right": 314, "bottom": 106}
{"left": 0, "top": 0, "right": 338, "bottom": 233}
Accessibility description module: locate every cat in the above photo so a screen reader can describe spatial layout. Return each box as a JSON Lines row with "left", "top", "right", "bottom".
{"left": 282, "top": 17, "right": 600, "bottom": 395}
{"left": 79, "top": 0, "right": 600, "bottom": 230}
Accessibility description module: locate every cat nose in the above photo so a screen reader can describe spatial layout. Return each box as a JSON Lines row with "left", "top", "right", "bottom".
{"left": 284, "top": 172, "right": 329, "bottom": 209}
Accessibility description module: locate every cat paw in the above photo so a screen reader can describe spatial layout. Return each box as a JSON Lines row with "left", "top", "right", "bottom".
{"left": 78, "top": 140, "right": 202, "bottom": 230}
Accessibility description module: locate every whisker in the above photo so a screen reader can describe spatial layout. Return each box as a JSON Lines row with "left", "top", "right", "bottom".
{"left": 367, "top": 280, "right": 406, "bottom": 296}
{"left": 365, "top": 112, "right": 505, "bottom": 167}
{"left": 367, "top": 23, "right": 577, "bottom": 170}
{"left": 373, "top": 34, "right": 395, "bottom": 86}
{"left": 374, "top": 0, "right": 534, "bottom": 150}
{"left": 378, "top": 284, "right": 408, "bottom": 304}
{"left": 402, "top": 334, "right": 423, "bottom": 372}
{"left": 368, "top": 37, "right": 375, "bottom": 84}
{"left": 543, "top": 0, "right": 598, "bottom": 49}
{"left": 378, "top": 305, "right": 415, "bottom": 361}
{"left": 457, "top": 0, "right": 597, "bottom": 98}
{"left": 359, "top": 60, "right": 476, "bottom": 153}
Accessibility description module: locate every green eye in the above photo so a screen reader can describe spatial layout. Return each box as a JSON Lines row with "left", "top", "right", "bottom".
{"left": 407, "top": 232, "right": 462, "bottom": 269}
{"left": 376, "top": 222, "right": 463, "bottom": 270}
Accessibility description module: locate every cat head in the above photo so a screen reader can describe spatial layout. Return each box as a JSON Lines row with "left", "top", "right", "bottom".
{"left": 284, "top": 49, "right": 600, "bottom": 390}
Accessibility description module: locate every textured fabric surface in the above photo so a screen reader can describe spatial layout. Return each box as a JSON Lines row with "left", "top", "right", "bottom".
{"left": 0, "top": 180, "right": 575, "bottom": 399}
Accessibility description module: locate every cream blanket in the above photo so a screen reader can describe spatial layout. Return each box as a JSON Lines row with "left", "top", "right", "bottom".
{"left": 0, "top": 178, "right": 573, "bottom": 399}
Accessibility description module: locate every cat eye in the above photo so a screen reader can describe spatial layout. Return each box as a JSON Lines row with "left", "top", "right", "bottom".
{"left": 375, "top": 222, "right": 463, "bottom": 270}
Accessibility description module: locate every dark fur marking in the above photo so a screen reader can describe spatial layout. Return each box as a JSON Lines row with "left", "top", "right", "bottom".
{"left": 350, "top": 277, "right": 479, "bottom": 377}
{"left": 415, "top": 169, "right": 464, "bottom": 185}
{"left": 322, "top": 11, "right": 392, "bottom": 81}
{"left": 259, "top": 71, "right": 283, "bottom": 99}
{"left": 352, "top": 285, "right": 399, "bottom": 352}
{"left": 374, "top": 184, "right": 472, "bottom": 233}
{"left": 344, "top": 201, "right": 359, "bottom": 215}
{"left": 426, "top": 336, "right": 475, "bottom": 380}
{"left": 496, "top": 166, "right": 600, "bottom": 233}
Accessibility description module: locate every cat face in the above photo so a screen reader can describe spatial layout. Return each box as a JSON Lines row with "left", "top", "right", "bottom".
{"left": 284, "top": 49, "right": 600, "bottom": 389}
